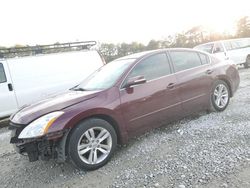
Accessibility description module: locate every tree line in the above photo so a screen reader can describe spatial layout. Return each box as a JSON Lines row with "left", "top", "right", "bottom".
{"left": 0, "top": 16, "right": 249, "bottom": 60}
{"left": 99, "top": 16, "right": 250, "bottom": 62}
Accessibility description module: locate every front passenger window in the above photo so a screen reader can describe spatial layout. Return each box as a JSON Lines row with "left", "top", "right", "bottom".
{"left": 0, "top": 63, "right": 7, "bottom": 83}
{"left": 127, "top": 53, "right": 171, "bottom": 81}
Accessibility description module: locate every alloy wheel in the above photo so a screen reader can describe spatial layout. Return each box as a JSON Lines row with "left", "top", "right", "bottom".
{"left": 213, "top": 84, "right": 229, "bottom": 109}
{"left": 77, "top": 127, "right": 112, "bottom": 165}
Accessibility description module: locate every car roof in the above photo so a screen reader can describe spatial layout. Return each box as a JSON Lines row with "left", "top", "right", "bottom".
{"left": 194, "top": 37, "right": 250, "bottom": 47}
{"left": 115, "top": 48, "right": 201, "bottom": 61}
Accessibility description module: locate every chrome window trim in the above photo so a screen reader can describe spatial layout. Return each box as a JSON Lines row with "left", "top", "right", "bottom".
{"left": 172, "top": 63, "right": 210, "bottom": 75}
{"left": 119, "top": 50, "right": 212, "bottom": 91}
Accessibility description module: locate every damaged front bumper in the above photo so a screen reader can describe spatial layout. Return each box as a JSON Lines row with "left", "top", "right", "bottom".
{"left": 9, "top": 122, "right": 69, "bottom": 163}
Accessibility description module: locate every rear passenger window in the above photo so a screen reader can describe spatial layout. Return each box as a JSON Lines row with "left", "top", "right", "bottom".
{"left": 0, "top": 63, "right": 7, "bottom": 83}
{"left": 199, "top": 53, "right": 209, "bottom": 64}
{"left": 127, "top": 53, "right": 171, "bottom": 81}
{"left": 169, "top": 51, "right": 202, "bottom": 72}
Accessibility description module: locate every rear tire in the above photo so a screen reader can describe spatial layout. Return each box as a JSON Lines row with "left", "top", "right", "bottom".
{"left": 68, "top": 118, "right": 117, "bottom": 170}
{"left": 210, "top": 80, "right": 230, "bottom": 112}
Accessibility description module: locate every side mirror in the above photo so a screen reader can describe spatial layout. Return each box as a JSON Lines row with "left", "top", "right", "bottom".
{"left": 125, "top": 75, "right": 146, "bottom": 88}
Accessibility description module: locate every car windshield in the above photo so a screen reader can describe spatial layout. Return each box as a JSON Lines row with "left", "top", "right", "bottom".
{"left": 73, "top": 58, "right": 135, "bottom": 91}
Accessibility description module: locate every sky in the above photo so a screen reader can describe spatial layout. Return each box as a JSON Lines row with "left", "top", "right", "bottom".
{"left": 0, "top": 0, "right": 249, "bottom": 47}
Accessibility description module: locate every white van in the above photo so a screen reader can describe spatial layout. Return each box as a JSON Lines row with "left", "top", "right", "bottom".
{"left": 0, "top": 45, "right": 105, "bottom": 119}
{"left": 194, "top": 38, "right": 250, "bottom": 68}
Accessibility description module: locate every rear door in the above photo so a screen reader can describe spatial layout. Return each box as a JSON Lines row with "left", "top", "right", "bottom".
{"left": 169, "top": 50, "right": 213, "bottom": 115}
{"left": 0, "top": 61, "right": 18, "bottom": 118}
{"left": 119, "top": 52, "right": 182, "bottom": 136}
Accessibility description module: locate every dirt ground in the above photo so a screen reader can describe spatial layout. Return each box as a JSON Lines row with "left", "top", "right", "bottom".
{"left": 0, "top": 68, "right": 249, "bottom": 188}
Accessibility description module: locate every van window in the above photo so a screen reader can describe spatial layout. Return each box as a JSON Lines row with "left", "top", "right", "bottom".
{"left": 213, "top": 43, "right": 224, "bottom": 53}
{"left": 224, "top": 39, "right": 250, "bottom": 51}
{"left": 0, "top": 63, "right": 7, "bottom": 83}
{"left": 170, "top": 51, "right": 202, "bottom": 72}
{"left": 223, "top": 41, "right": 232, "bottom": 51}
{"left": 195, "top": 43, "right": 214, "bottom": 53}
{"left": 127, "top": 53, "right": 171, "bottom": 81}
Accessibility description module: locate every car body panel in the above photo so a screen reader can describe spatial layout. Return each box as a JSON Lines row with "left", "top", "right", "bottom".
{"left": 173, "top": 64, "right": 214, "bottom": 115}
{"left": 11, "top": 90, "right": 100, "bottom": 124}
{"left": 119, "top": 74, "right": 182, "bottom": 137}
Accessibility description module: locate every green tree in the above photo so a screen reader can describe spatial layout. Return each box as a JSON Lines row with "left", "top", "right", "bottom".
{"left": 184, "top": 26, "right": 204, "bottom": 47}
{"left": 99, "top": 43, "right": 118, "bottom": 62}
{"left": 146, "top": 40, "right": 161, "bottom": 50}
{"left": 117, "top": 43, "right": 131, "bottom": 57}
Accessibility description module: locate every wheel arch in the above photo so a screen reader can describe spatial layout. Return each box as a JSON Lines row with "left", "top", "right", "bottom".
{"left": 65, "top": 113, "right": 124, "bottom": 148}
{"left": 86, "top": 114, "right": 123, "bottom": 145}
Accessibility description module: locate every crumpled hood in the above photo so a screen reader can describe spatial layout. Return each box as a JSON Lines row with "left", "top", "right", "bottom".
{"left": 11, "top": 90, "right": 100, "bottom": 125}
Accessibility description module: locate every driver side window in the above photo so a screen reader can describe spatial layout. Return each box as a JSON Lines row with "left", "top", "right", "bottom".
{"left": 126, "top": 53, "right": 171, "bottom": 82}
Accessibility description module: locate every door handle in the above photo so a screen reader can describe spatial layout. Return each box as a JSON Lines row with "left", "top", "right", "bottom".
{"left": 8, "top": 83, "right": 13, "bottom": 91}
{"left": 167, "top": 83, "right": 175, "bottom": 89}
{"left": 206, "top": 69, "right": 213, "bottom": 74}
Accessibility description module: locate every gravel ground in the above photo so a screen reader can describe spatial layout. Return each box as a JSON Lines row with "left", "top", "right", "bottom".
{"left": 0, "top": 68, "right": 249, "bottom": 188}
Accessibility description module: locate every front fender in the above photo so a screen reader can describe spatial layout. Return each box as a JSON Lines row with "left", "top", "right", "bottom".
{"left": 47, "top": 106, "right": 128, "bottom": 144}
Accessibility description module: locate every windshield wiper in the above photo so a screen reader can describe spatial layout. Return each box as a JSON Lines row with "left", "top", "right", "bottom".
{"left": 72, "top": 88, "right": 87, "bottom": 91}
{"left": 69, "top": 85, "right": 88, "bottom": 91}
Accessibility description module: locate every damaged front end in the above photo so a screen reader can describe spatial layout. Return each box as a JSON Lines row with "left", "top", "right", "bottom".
{"left": 9, "top": 122, "right": 69, "bottom": 163}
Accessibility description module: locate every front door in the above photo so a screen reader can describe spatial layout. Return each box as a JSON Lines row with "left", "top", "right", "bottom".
{"left": 119, "top": 53, "right": 182, "bottom": 136}
{"left": 0, "top": 61, "right": 18, "bottom": 118}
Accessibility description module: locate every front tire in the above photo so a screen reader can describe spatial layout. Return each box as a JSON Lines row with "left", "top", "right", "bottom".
{"left": 68, "top": 118, "right": 117, "bottom": 170}
{"left": 210, "top": 80, "right": 230, "bottom": 112}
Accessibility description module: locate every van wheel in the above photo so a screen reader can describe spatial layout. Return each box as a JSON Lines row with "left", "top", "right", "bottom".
{"left": 210, "top": 80, "right": 230, "bottom": 112}
{"left": 244, "top": 55, "right": 250, "bottom": 68}
{"left": 68, "top": 118, "right": 117, "bottom": 170}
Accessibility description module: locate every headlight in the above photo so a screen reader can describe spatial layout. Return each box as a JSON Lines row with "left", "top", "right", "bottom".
{"left": 18, "top": 111, "right": 64, "bottom": 139}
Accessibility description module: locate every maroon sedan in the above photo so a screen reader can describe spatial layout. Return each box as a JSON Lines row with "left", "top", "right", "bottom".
{"left": 9, "top": 48, "right": 239, "bottom": 170}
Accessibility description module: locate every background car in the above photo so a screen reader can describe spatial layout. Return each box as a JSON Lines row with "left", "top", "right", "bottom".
{"left": 194, "top": 38, "right": 250, "bottom": 68}
{"left": 10, "top": 48, "right": 240, "bottom": 170}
